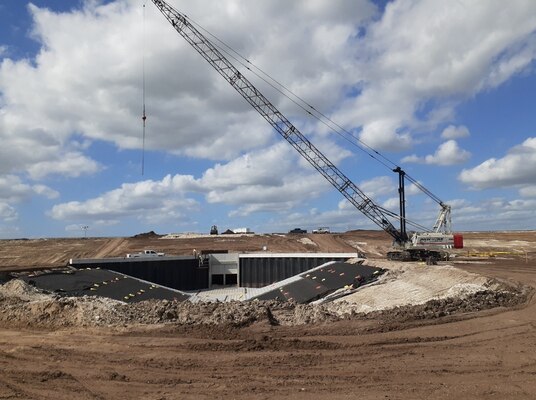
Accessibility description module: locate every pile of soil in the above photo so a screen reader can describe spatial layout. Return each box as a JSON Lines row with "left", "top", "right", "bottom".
{"left": 131, "top": 231, "right": 162, "bottom": 239}
{"left": 0, "top": 278, "right": 528, "bottom": 330}
{"left": 338, "top": 260, "right": 510, "bottom": 312}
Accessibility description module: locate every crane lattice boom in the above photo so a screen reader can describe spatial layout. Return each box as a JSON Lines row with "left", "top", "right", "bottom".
{"left": 150, "top": 0, "right": 423, "bottom": 246}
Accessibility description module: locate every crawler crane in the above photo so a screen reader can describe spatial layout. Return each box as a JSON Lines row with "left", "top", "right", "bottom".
{"left": 149, "top": 0, "right": 463, "bottom": 261}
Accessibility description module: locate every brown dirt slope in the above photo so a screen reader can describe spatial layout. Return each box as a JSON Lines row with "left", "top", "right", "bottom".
{"left": 0, "top": 231, "right": 386, "bottom": 272}
{"left": 0, "top": 230, "right": 534, "bottom": 273}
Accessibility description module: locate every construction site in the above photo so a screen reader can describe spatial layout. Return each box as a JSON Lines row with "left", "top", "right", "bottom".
{"left": 0, "top": 230, "right": 535, "bottom": 399}
{"left": 1, "top": 0, "right": 535, "bottom": 399}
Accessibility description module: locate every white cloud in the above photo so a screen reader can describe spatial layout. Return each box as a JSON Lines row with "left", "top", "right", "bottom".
{"left": 402, "top": 140, "right": 471, "bottom": 166}
{"left": 441, "top": 125, "right": 470, "bottom": 140}
{"left": 452, "top": 197, "right": 536, "bottom": 230}
{"left": 26, "top": 152, "right": 102, "bottom": 180}
{"left": 32, "top": 184, "right": 60, "bottom": 199}
{"left": 0, "top": 0, "right": 378, "bottom": 182}
{"left": 49, "top": 174, "right": 200, "bottom": 222}
{"left": 382, "top": 197, "right": 400, "bottom": 210}
{"left": 199, "top": 142, "right": 332, "bottom": 213}
{"left": 2, "top": 0, "right": 536, "bottom": 234}
{"left": 49, "top": 141, "right": 337, "bottom": 221}
{"left": 335, "top": 0, "right": 536, "bottom": 151}
{"left": 0, "top": 202, "right": 18, "bottom": 222}
{"left": 359, "top": 176, "right": 396, "bottom": 198}
{"left": 2, "top": 1, "right": 535, "bottom": 164}
{"left": 459, "top": 137, "right": 536, "bottom": 189}
{"left": 0, "top": 175, "right": 58, "bottom": 223}
{"left": 519, "top": 186, "right": 536, "bottom": 197}
{"left": 0, "top": 175, "right": 58, "bottom": 202}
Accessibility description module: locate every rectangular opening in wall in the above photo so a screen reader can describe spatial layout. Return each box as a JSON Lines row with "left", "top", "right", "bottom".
{"left": 211, "top": 274, "right": 224, "bottom": 286}
{"left": 225, "top": 274, "right": 238, "bottom": 286}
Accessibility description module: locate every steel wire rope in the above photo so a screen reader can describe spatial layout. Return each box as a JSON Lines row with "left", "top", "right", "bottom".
{"left": 184, "top": 15, "right": 444, "bottom": 206}
{"left": 141, "top": 2, "right": 148, "bottom": 175}
{"left": 176, "top": 11, "right": 442, "bottom": 229}
{"left": 183, "top": 15, "right": 395, "bottom": 169}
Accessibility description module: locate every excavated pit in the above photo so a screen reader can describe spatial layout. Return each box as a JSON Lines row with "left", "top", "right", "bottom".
{"left": 0, "top": 259, "right": 528, "bottom": 330}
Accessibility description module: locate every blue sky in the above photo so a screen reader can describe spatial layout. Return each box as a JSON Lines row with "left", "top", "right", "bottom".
{"left": 0, "top": 0, "right": 536, "bottom": 238}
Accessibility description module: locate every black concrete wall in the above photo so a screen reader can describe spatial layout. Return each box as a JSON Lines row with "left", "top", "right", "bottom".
{"left": 239, "top": 256, "right": 350, "bottom": 288}
{"left": 71, "top": 257, "right": 208, "bottom": 291}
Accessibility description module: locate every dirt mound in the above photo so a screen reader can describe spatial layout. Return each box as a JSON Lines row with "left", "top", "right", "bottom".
{"left": 336, "top": 260, "right": 505, "bottom": 313}
{"left": 366, "top": 287, "right": 529, "bottom": 324}
{"left": 0, "top": 278, "right": 51, "bottom": 301}
{"left": 132, "top": 231, "right": 162, "bottom": 239}
{"left": 0, "top": 277, "right": 528, "bottom": 330}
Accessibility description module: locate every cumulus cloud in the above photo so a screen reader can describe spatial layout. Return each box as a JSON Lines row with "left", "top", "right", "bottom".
{"left": 359, "top": 176, "right": 396, "bottom": 198}
{"left": 26, "top": 152, "right": 102, "bottom": 180}
{"left": 0, "top": 0, "right": 378, "bottom": 179}
{"left": 0, "top": 175, "right": 58, "bottom": 203}
{"left": 49, "top": 143, "right": 332, "bottom": 221}
{"left": 459, "top": 137, "right": 536, "bottom": 189}
{"left": 402, "top": 140, "right": 471, "bottom": 166}
{"left": 3, "top": 0, "right": 536, "bottom": 234}
{"left": 49, "top": 174, "right": 200, "bottom": 222}
{"left": 441, "top": 125, "right": 470, "bottom": 140}
{"left": 452, "top": 197, "right": 536, "bottom": 230}
{"left": 32, "top": 184, "right": 60, "bottom": 199}
{"left": 335, "top": 0, "right": 536, "bottom": 151}
{"left": 1, "top": 0, "right": 376, "bottom": 232}
{"left": 201, "top": 143, "right": 330, "bottom": 212}
{"left": 7, "top": 0, "right": 531, "bottom": 180}
{"left": 0, "top": 175, "right": 58, "bottom": 223}
{"left": 0, "top": 202, "right": 18, "bottom": 222}
{"left": 519, "top": 186, "right": 536, "bottom": 197}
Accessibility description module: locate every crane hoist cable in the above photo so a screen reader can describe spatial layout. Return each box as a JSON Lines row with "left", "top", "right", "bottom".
{"left": 149, "top": 0, "right": 461, "bottom": 257}
{"left": 184, "top": 14, "right": 445, "bottom": 208}
{"left": 185, "top": 17, "right": 394, "bottom": 168}
{"left": 141, "top": 2, "right": 147, "bottom": 175}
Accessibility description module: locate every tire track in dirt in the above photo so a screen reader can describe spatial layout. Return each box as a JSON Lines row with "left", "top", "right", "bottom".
{"left": 93, "top": 238, "right": 128, "bottom": 259}
{"left": 307, "top": 234, "right": 358, "bottom": 253}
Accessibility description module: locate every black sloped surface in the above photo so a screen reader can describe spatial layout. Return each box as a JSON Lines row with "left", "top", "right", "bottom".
{"left": 278, "top": 278, "right": 330, "bottom": 303}
{"left": 21, "top": 269, "right": 190, "bottom": 303}
{"left": 249, "top": 262, "right": 383, "bottom": 303}
{"left": 302, "top": 263, "right": 373, "bottom": 290}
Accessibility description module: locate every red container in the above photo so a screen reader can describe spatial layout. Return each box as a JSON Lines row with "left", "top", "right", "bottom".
{"left": 453, "top": 234, "right": 464, "bottom": 249}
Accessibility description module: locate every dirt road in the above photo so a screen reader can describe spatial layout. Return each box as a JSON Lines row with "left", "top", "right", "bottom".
{"left": 1, "top": 231, "right": 535, "bottom": 399}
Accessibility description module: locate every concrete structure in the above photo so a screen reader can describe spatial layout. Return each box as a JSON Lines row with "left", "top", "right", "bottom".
{"left": 238, "top": 253, "right": 359, "bottom": 288}
{"left": 69, "top": 252, "right": 360, "bottom": 290}
{"left": 15, "top": 261, "right": 381, "bottom": 304}
{"left": 208, "top": 253, "right": 239, "bottom": 286}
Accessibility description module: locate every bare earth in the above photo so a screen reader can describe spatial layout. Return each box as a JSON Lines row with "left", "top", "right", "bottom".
{"left": 0, "top": 230, "right": 535, "bottom": 399}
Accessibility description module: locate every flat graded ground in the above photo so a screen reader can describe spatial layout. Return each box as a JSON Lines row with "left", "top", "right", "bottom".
{"left": 0, "top": 231, "right": 535, "bottom": 399}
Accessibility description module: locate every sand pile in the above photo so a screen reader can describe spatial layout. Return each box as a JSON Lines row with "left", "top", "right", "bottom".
{"left": 0, "top": 278, "right": 51, "bottom": 301}
{"left": 334, "top": 260, "right": 504, "bottom": 313}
